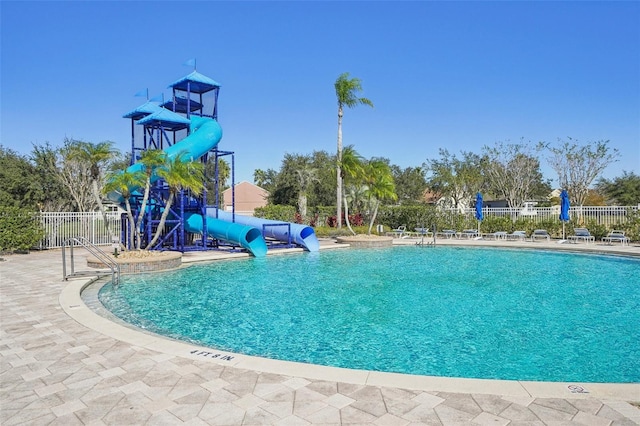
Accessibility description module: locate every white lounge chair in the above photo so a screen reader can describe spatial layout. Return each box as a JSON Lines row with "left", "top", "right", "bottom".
{"left": 486, "top": 231, "right": 508, "bottom": 240}
{"left": 457, "top": 229, "right": 480, "bottom": 239}
{"left": 568, "top": 228, "right": 595, "bottom": 244}
{"left": 386, "top": 225, "right": 407, "bottom": 238}
{"left": 531, "top": 229, "right": 550, "bottom": 242}
{"left": 602, "top": 230, "right": 630, "bottom": 246}
{"left": 436, "top": 229, "right": 456, "bottom": 239}
{"left": 507, "top": 230, "right": 527, "bottom": 241}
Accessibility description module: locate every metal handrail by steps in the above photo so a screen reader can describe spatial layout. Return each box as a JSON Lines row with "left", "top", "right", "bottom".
{"left": 62, "top": 237, "right": 120, "bottom": 286}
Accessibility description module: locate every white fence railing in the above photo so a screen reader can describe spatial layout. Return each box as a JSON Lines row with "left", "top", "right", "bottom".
{"left": 451, "top": 205, "right": 638, "bottom": 227}
{"left": 38, "top": 211, "right": 122, "bottom": 249}
{"left": 35, "top": 206, "right": 638, "bottom": 249}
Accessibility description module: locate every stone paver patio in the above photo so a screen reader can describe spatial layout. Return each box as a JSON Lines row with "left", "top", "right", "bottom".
{"left": 1, "top": 240, "right": 639, "bottom": 425}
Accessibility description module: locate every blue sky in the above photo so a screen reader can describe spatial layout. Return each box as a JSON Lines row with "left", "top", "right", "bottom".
{"left": 1, "top": 1, "right": 638, "bottom": 186}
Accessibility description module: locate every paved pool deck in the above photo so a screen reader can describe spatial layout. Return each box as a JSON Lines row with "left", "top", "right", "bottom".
{"left": 1, "top": 238, "right": 639, "bottom": 425}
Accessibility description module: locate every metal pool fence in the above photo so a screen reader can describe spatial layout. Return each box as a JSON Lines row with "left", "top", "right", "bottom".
{"left": 37, "top": 211, "right": 122, "bottom": 249}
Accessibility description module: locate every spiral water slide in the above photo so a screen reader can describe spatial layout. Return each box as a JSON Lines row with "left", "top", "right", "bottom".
{"left": 112, "top": 116, "right": 267, "bottom": 257}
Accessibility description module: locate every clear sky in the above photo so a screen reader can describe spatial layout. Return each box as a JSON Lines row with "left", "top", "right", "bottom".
{"left": 1, "top": 1, "right": 639, "bottom": 186}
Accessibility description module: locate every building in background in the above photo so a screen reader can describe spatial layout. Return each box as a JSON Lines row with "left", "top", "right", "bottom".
{"left": 222, "top": 181, "right": 268, "bottom": 216}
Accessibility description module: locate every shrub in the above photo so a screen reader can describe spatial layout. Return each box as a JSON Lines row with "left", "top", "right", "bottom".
{"left": 0, "top": 207, "right": 45, "bottom": 252}
{"left": 253, "top": 205, "right": 297, "bottom": 222}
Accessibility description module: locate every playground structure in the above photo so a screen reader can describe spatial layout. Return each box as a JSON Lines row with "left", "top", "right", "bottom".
{"left": 111, "top": 67, "right": 319, "bottom": 257}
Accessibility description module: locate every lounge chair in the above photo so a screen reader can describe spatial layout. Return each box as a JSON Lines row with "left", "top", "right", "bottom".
{"left": 531, "top": 229, "right": 551, "bottom": 242}
{"left": 457, "top": 229, "right": 480, "bottom": 239}
{"left": 436, "top": 229, "right": 456, "bottom": 239}
{"left": 602, "top": 230, "right": 630, "bottom": 246}
{"left": 568, "top": 228, "right": 595, "bottom": 244}
{"left": 486, "top": 231, "right": 508, "bottom": 240}
{"left": 413, "top": 227, "right": 432, "bottom": 237}
{"left": 386, "top": 225, "right": 407, "bottom": 238}
{"left": 507, "top": 230, "right": 527, "bottom": 241}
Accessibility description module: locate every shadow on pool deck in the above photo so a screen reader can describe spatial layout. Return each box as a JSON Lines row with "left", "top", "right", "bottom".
{"left": 1, "top": 240, "right": 639, "bottom": 425}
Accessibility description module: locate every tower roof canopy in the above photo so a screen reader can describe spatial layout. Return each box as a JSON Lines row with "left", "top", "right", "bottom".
{"left": 169, "top": 71, "right": 220, "bottom": 94}
{"left": 136, "top": 108, "right": 191, "bottom": 131}
{"left": 122, "top": 101, "right": 162, "bottom": 120}
{"left": 161, "top": 96, "right": 203, "bottom": 114}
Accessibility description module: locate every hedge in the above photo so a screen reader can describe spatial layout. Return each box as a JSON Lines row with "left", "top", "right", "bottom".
{"left": 0, "top": 206, "right": 45, "bottom": 252}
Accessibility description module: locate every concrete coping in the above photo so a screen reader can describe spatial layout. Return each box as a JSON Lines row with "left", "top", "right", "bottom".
{"left": 61, "top": 240, "right": 640, "bottom": 401}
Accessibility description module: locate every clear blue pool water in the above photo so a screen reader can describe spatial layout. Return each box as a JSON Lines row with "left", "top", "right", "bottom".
{"left": 99, "top": 246, "right": 640, "bottom": 383}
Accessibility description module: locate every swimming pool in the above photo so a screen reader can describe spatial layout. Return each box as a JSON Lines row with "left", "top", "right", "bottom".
{"left": 99, "top": 246, "right": 640, "bottom": 383}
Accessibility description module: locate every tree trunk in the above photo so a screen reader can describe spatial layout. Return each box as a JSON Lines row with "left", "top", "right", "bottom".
{"left": 298, "top": 193, "right": 308, "bottom": 218}
{"left": 123, "top": 198, "right": 136, "bottom": 250}
{"left": 336, "top": 106, "right": 343, "bottom": 229}
{"left": 135, "top": 177, "right": 152, "bottom": 249}
{"left": 146, "top": 192, "right": 174, "bottom": 249}
{"left": 92, "top": 178, "right": 112, "bottom": 237}
{"left": 367, "top": 201, "right": 380, "bottom": 235}
{"left": 343, "top": 194, "right": 356, "bottom": 236}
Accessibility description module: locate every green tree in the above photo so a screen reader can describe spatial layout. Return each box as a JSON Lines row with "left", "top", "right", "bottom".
{"left": 0, "top": 146, "right": 43, "bottom": 209}
{"left": 30, "top": 143, "right": 73, "bottom": 211}
{"left": 423, "top": 149, "right": 485, "bottom": 210}
{"left": 541, "top": 138, "right": 619, "bottom": 206}
{"left": 67, "top": 140, "right": 118, "bottom": 233}
{"left": 103, "top": 170, "right": 145, "bottom": 249}
{"left": 253, "top": 168, "right": 279, "bottom": 195}
{"left": 596, "top": 171, "right": 640, "bottom": 205}
{"left": 295, "top": 165, "right": 319, "bottom": 218}
{"left": 363, "top": 159, "right": 397, "bottom": 234}
{"left": 269, "top": 154, "right": 309, "bottom": 206}
{"left": 147, "top": 153, "right": 204, "bottom": 249}
{"left": 335, "top": 72, "right": 373, "bottom": 228}
{"left": 391, "top": 165, "right": 427, "bottom": 205}
{"left": 307, "top": 150, "right": 336, "bottom": 207}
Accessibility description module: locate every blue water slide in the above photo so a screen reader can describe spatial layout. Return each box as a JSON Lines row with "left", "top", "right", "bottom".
{"left": 110, "top": 116, "right": 268, "bottom": 257}
{"left": 206, "top": 208, "right": 320, "bottom": 252}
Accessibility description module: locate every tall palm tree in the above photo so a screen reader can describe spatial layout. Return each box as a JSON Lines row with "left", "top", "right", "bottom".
{"left": 363, "top": 159, "right": 397, "bottom": 234}
{"left": 334, "top": 72, "right": 373, "bottom": 228}
{"left": 146, "top": 153, "right": 204, "bottom": 249}
{"left": 340, "top": 145, "right": 364, "bottom": 235}
{"left": 67, "top": 141, "right": 118, "bottom": 235}
{"left": 103, "top": 170, "right": 145, "bottom": 249}
{"left": 135, "top": 149, "right": 166, "bottom": 248}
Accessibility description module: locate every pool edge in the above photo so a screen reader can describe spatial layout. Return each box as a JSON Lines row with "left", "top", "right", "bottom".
{"left": 60, "top": 271, "right": 639, "bottom": 402}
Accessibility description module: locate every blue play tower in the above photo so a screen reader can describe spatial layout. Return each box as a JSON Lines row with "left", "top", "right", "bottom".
{"left": 112, "top": 67, "right": 319, "bottom": 257}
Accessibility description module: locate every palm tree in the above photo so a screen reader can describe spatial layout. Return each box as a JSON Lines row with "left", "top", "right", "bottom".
{"left": 103, "top": 170, "right": 145, "bottom": 249}
{"left": 340, "top": 145, "right": 364, "bottom": 235}
{"left": 335, "top": 72, "right": 373, "bottom": 228}
{"left": 135, "top": 149, "right": 166, "bottom": 248}
{"left": 295, "top": 165, "right": 319, "bottom": 219}
{"left": 67, "top": 141, "right": 118, "bottom": 235}
{"left": 363, "top": 159, "right": 397, "bottom": 234}
{"left": 146, "top": 153, "right": 204, "bottom": 249}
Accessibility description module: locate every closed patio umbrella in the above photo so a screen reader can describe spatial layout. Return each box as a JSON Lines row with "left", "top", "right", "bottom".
{"left": 475, "top": 192, "right": 483, "bottom": 232}
{"left": 560, "top": 189, "right": 570, "bottom": 240}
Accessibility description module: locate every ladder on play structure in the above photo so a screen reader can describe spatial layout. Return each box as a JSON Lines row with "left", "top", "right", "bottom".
{"left": 62, "top": 237, "right": 120, "bottom": 287}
